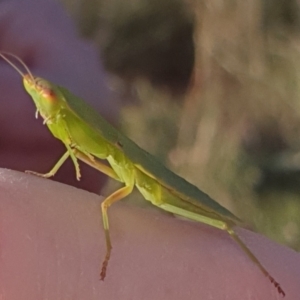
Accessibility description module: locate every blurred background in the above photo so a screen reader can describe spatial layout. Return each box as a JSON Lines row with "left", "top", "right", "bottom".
{"left": 59, "top": 0, "right": 300, "bottom": 251}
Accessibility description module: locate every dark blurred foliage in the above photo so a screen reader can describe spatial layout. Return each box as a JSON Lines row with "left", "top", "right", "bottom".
{"left": 63, "top": 0, "right": 195, "bottom": 97}
{"left": 263, "top": 0, "right": 300, "bottom": 32}
{"left": 100, "top": 0, "right": 195, "bottom": 95}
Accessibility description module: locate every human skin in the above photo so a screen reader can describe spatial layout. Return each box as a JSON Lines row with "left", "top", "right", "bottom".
{"left": 0, "top": 0, "right": 119, "bottom": 193}
{"left": 0, "top": 168, "right": 299, "bottom": 300}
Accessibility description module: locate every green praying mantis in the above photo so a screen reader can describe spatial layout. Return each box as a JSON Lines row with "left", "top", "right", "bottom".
{"left": 0, "top": 52, "right": 284, "bottom": 297}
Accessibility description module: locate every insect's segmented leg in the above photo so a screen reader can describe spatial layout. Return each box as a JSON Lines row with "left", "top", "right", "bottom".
{"left": 100, "top": 184, "right": 134, "bottom": 280}
{"left": 73, "top": 149, "right": 120, "bottom": 181}
{"left": 227, "top": 228, "right": 285, "bottom": 297}
{"left": 26, "top": 144, "right": 81, "bottom": 180}
{"left": 26, "top": 150, "right": 70, "bottom": 178}
{"left": 159, "top": 203, "right": 285, "bottom": 297}
{"left": 65, "top": 144, "right": 81, "bottom": 180}
{"left": 159, "top": 203, "right": 227, "bottom": 229}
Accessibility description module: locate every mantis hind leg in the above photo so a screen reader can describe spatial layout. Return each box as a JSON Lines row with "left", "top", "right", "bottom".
{"left": 227, "top": 228, "right": 284, "bottom": 296}
{"left": 100, "top": 184, "right": 134, "bottom": 280}
{"left": 159, "top": 203, "right": 284, "bottom": 296}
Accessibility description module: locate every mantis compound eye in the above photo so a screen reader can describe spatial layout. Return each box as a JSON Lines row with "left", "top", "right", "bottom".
{"left": 35, "top": 78, "right": 56, "bottom": 101}
{"left": 40, "top": 87, "right": 55, "bottom": 100}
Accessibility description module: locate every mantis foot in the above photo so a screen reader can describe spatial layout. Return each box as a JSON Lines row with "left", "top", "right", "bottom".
{"left": 25, "top": 170, "right": 54, "bottom": 178}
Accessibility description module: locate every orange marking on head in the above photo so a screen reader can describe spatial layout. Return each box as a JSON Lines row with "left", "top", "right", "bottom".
{"left": 41, "top": 88, "right": 55, "bottom": 101}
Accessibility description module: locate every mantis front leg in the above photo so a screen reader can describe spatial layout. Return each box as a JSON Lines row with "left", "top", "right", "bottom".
{"left": 26, "top": 149, "right": 73, "bottom": 178}
{"left": 26, "top": 145, "right": 120, "bottom": 182}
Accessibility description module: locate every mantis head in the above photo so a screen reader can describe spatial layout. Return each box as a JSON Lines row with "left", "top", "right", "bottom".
{"left": 23, "top": 75, "right": 64, "bottom": 121}
{"left": 0, "top": 52, "right": 66, "bottom": 121}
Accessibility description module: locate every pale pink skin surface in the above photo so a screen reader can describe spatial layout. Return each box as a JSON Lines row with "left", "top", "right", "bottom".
{"left": 0, "top": 0, "right": 119, "bottom": 193}
{"left": 0, "top": 168, "right": 299, "bottom": 300}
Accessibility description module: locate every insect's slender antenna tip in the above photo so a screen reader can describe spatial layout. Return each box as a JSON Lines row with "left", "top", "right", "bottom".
{"left": 0, "top": 51, "right": 34, "bottom": 80}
